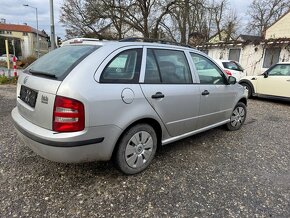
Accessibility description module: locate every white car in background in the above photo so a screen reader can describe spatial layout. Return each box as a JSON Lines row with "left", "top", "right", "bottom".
{"left": 0, "top": 54, "right": 17, "bottom": 62}
{"left": 215, "top": 60, "right": 246, "bottom": 81}
{"left": 239, "top": 62, "right": 290, "bottom": 100}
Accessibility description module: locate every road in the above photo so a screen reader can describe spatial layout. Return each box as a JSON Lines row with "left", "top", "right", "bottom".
{"left": 0, "top": 85, "right": 290, "bottom": 217}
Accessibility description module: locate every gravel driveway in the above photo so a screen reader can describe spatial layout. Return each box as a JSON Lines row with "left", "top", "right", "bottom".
{"left": 1, "top": 85, "right": 290, "bottom": 217}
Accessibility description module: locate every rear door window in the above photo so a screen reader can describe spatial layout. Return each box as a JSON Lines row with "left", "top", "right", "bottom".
{"left": 144, "top": 49, "right": 192, "bottom": 84}
{"left": 100, "top": 49, "right": 142, "bottom": 83}
{"left": 27, "top": 45, "right": 99, "bottom": 80}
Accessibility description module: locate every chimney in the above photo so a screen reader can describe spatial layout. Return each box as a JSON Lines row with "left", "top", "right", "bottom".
{"left": 23, "top": 23, "right": 27, "bottom": 26}
{"left": 0, "top": 18, "right": 6, "bottom": 24}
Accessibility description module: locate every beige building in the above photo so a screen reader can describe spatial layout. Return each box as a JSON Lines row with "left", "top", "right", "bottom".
{"left": 265, "top": 9, "right": 290, "bottom": 39}
{"left": 0, "top": 22, "right": 49, "bottom": 58}
{"left": 208, "top": 30, "right": 234, "bottom": 43}
{"left": 197, "top": 10, "right": 290, "bottom": 76}
{"left": 200, "top": 39, "right": 290, "bottom": 76}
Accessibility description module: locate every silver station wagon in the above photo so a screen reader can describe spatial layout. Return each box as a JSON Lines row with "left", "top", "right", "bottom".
{"left": 12, "top": 38, "right": 248, "bottom": 174}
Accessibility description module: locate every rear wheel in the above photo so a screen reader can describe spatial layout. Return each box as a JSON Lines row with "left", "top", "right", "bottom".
{"left": 226, "top": 102, "right": 247, "bottom": 131}
{"left": 240, "top": 82, "right": 252, "bottom": 98}
{"left": 114, "top": 124, "right": 157, "bottom": 175}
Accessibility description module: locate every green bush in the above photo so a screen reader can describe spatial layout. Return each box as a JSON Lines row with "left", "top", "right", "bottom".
{"left": 0, "top": 75, "right": 18, "bottom": 84}
{"left": 20, "top": 55, "right": 37, "bottom": 68}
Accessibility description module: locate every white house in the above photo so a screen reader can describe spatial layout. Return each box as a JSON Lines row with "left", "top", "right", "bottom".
{"left": 197, "top": 10, "right": 290, "bottom": 76}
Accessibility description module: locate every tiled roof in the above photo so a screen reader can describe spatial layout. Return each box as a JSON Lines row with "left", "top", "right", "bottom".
{"left": 0, "top": 23, "right": 47, "bottom": 37}
{"left": 238, "top": 34, "right": 262, "bottom": 42}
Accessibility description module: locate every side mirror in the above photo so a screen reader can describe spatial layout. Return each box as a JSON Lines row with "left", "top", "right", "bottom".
{"left": 228, "top": 76, "right": 236, "bottom": 84}
{"left": 263, "top": 72, "right": 268, "bottom": 78}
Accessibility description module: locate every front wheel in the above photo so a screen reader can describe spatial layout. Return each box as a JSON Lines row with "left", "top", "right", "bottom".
{"left": 114, "top": 124, "right": 157, "bottom": 175}
{"left": 226, "top": 102, "right": 247, "bottom": 131}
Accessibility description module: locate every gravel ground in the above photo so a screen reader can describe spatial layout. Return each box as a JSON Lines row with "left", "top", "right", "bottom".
{"left": 1, "top": 84, "right": 290, "bottom": 217}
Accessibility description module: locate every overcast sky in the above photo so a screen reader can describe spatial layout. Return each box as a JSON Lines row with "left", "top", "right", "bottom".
{"left": 0, "top": 0, "right": 252, "bottom": 39}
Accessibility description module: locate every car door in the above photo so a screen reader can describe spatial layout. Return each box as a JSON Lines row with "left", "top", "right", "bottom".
{"left": 256, "top": 64, "right": 290, "bottom": 98}
{"left": 190, "top": 53, "right": 237, "bottom": 129}
{"left": 140, "top": 48, "right": 200, "bottom": 137}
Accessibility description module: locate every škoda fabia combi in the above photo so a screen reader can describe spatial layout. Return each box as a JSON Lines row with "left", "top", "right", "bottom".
{"left": 12, "top": 38, "right": 248, "bottom": 174}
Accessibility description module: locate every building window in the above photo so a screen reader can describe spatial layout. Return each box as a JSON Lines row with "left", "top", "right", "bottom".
{"left": 6, "top": 31, "right": 12, "bottom": 34}
{"left": 23, "top": 32, "right": 28, "bottom": 36}
{"left": 263, "top": 48, "right": 281, "bottom": 68}
{"left": 228, "top": 49, "right": 241, "bottom": 62}
{"left": 0, "top": 30, "right": 4, "bottom": 34}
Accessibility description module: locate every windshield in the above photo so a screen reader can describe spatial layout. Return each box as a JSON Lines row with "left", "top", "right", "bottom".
{"left": 27, "top": 45, "right": 99, "bottom": 80}
{"left": 222, "top": 61, "right": 244, "bottom": 71}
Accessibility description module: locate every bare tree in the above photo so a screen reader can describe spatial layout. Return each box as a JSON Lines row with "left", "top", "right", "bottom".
{"left": 211, "top": 0, "right": 228, "bottom": 41}
{"left": 61, "top": 0, "right": 176, "bottom": 39}
{"left": 168, "top": 0, "right": 236, "bottom": 44}
{"left": 60, "top": 0, "right": 110, "bottom": 38}
{"left": 86, "top": 0, "right": 129, "bottom": 39}
{"left": 223, "top": 9, "right": 240, "bottom": 40}
{"left": 247, "top": 0, "right": 290, "bottom": 36}
{"left": 107, "top": 0, "right": 176, "bottom": 38}
{"left": 60, "top": 0, "right": 237, "bottom": 44}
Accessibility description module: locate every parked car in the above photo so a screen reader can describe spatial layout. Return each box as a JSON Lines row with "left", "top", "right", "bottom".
{"left": 0, "top": 54, "right": 17, "bottom": 62}
{"left": 215, "top": 59, "right": 246, "bottom": 81}
{"left": 239, "top": 62, "right": 290, "bottom": 100}
{"left": 11, "top": 38, "right": 248, "bottom": 174}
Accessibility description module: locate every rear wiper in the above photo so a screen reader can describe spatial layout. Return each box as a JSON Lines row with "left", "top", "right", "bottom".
{"left": 29, "top": 69, "right": 57, "bottom": 79}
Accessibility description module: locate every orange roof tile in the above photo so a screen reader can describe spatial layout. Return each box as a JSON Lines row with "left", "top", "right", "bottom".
{"left": 0, "top": 23, "right": 47, "bottom": 37}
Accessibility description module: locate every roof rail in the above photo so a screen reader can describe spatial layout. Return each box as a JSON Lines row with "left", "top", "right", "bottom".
{"left": 119, "top": 37, "right": 194, "bottom": 48}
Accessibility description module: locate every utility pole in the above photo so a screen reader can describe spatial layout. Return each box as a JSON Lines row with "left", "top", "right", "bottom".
{"left": 50, "top": 0, "right": 56, "bottom": 50}
{"left": 23, "top": 4, "right": 39, "bottom": 58}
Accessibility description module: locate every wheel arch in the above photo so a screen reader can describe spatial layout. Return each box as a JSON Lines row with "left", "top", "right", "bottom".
{"left": 239, "top": 79, "right": 255, "bottom": 95}
{"left": 111, "top": 117, "right": 163, "bottom": 160}
{"left": 238, "top": 97, "right": 247, "bottom": 106}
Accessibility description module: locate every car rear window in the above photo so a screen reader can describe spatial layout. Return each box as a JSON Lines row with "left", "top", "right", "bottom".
{"left": 222, "top": 61, "right": 243, "bottom": 71}
{"left": 27, "top": 45, "right": 99, "bottom": 80}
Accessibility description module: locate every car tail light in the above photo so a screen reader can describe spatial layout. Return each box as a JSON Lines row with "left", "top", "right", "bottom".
{"left": 53, "top": 96, "right": 85, "bottom": 132}
{"left": 224, "top": 69, "right": 232, "bottom": 76}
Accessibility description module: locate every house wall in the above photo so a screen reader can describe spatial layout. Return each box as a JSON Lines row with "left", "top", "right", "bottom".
{"left": 206, "top": 43, "right": 290, "bottom": 76}
{"left": 266, "top": 11, "right": 290, "bottom": 39}
{"left": 0, "top": 30, "right": 48, "bottom": 58}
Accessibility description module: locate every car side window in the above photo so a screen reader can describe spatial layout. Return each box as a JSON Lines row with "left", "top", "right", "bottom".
{"left": 190, "top": 53, "right": 227, "bottom": 85}
{"left": 144, "top": 49, "right": 192, "bottom": 84}
{"left": 268, "top": 64, "right": 290, "bottom": 76}
{"left": 100, "top": 49, "right": 142, "bottom": 83}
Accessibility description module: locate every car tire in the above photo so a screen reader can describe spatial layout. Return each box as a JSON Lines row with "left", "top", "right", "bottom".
{"left": 241, "top": 82, "right": 252, "bottom": 98}
{"left": 114, "top": 124, "right": 157, "bottom": 175}
{"left": 226, "top": 102, "right": 247, "bottom": 131}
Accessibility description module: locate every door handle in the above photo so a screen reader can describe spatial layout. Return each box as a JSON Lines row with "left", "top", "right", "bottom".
{"left": 201, "top": 90, "right": 210, "bottom": 96}
{"left": 287, "top": 80, "right": 290, "bottom": 82}
{"left": 151, "top": 92, "right": 165, "bottom": 99}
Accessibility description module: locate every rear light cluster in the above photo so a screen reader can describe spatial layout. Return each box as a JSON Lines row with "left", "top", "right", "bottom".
{"left": 224, "top": 69, "right": 232, "bottom": 76}
{"left": 53, "top": 96, "right": 85, "bottom": 132}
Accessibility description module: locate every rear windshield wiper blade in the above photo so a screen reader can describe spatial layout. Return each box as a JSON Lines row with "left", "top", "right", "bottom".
{"left": 29, "top": 69, "right": 57, "bottom": 79}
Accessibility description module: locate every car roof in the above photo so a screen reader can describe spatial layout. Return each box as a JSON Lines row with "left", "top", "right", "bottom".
{"left": 61, "top": 37, "right": 201, "bottom": 52}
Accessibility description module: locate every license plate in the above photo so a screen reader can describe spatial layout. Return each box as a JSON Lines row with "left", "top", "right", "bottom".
{"left": 19, "top": 85, "right": 38, "bottom": 108}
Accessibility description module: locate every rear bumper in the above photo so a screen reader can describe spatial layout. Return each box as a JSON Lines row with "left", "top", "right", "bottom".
{"left": 11, "top": 107, "right": 122, "bottom": 163}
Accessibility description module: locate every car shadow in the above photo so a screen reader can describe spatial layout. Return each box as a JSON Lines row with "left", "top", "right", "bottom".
{"left": 251, "top": 96, "right": 290, "bottom": 105}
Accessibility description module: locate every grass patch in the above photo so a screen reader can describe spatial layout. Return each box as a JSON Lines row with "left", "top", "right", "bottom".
{"left": 0, "top": 75, "right": 18, "bottom": 85}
